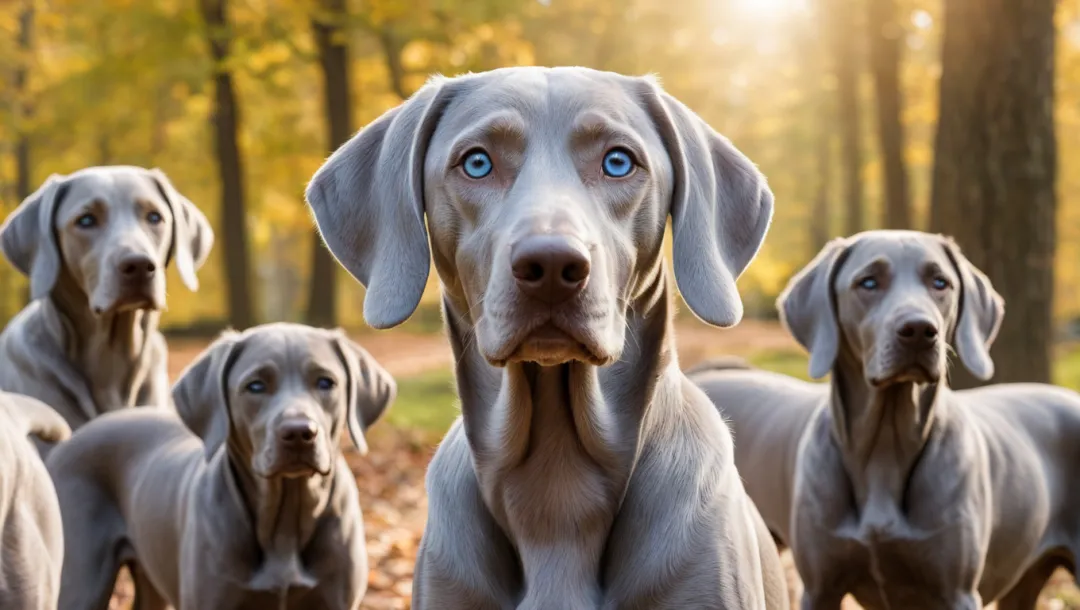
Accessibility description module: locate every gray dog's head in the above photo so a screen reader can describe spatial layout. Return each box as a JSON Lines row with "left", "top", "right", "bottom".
{"left": 172, "top": 324, "right": 396, "bottom": 477}
{"left": 0, "top": 166, "right": 213, "bottom": 315}
{"left": 306, "top": 67, "right": 773, "bottom": 367}
{"left": 779, "top": 230, "right": 1004, "bottom": 386}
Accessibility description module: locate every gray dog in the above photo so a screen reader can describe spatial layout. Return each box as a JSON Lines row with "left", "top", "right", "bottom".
{"left": 692, "top": 230, "right": 1080, "bottom": 609}
{"left": 0, "top": 392, "right": 71, "bottom": 610}
{"left": 0, "top": 166, "right": 212, "bottom": 435}
{"left": 47, "top": 323, "right": 396, "bottom": 610}
{"left": 307, "top": 66, "right": 788, "bottom": 609}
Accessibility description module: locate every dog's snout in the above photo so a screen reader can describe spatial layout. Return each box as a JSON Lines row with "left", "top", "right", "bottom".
{"left": 896, "top": 318, "right": 939, "bottom": 349}
{"left": 277, "top": 418, "right": 318, "bottom": 448}
{"left": 118, "top": 255, "right": 157, "bottom": 282}
{"left": 510, "top": 235, "right": 591, "bottom": 304}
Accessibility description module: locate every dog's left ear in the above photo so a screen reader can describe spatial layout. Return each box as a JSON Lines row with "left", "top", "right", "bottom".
{"left": 639, "top": 79, "right": 774, "bottom": 328}
{"left": 941, "top": 238, "right": 1004, "bottom": 381}
{"left": 1, "top": 174, "right": 69, "bottom": 300}
{"left": 172, "top": 330, "right": 242, "bottom": 459}
{"left": 330, "top": 330, "right": 397, "bottom": 455}
{"left": 148, "top": 168, "right": 214, "bottom": 291}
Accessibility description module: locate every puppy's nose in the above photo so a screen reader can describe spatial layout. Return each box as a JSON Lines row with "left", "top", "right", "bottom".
{"left": 510, "top": 235, "right": 591, "bottom": 305}
{"left": 118, "top": 255, "right": 156, "bottom": 282}
{"left": 896, "top": 317, "right": 939, "bottom": 350}
{"left": 277, "top": 418, "right": 318, "bottom": 448}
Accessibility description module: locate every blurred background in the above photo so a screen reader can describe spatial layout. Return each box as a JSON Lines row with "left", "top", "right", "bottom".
{"left": 3, "top": 0, "right": 1080, "bottom": 607}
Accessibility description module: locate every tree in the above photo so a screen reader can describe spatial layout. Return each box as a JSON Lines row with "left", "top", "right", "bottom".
{"left": 930, "top": 0, "right": 1056, "bottom": 386}
{"left": 828, "top": 0, "right": 864, "bottom": 235}
{"left": 200, "top": 0, "right": 255, "bottom": 329}
{"left": 14, "top": 0, "right": 33, "bottom": 202}
{"left": 868, "top": 0, "right": 910, "bottom": 229}
{"left": 306, "top": 0, "right": 353, "bottom": 328}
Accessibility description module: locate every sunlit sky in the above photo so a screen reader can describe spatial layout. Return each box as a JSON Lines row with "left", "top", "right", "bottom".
{"left": 729, "top": 0, "right": 809, "bottom": 20}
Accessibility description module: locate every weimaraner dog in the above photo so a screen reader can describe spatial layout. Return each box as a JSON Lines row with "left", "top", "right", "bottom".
{"left": 0, "top": 392, "right": 71, "bottom": 610}
{"left": 46, "top": 323, "right": 396, "bottom": 610}
{"left": 691, "top": 230, "right": 1080, "bottom": 609}
{"left": 307, "top": 66, "right": 788, "bottom": 609}
{"left": 0, "top": 165, "right": 212, "bottom": 436}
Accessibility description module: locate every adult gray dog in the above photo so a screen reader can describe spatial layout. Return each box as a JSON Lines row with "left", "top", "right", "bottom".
{"left": 0, "top": 392, "right": 70, "bottom": 610}
{"left": 306, "top": 66, "right": 788, "bottom": 609}
{"left": 691, "top": 230, "right": 1080, "bottom": 609}
{"left": 46, "top": 323, "right": 396, "bottom": 610}
{"left": 0, "top": 166, "right": 213, "bottom": 436}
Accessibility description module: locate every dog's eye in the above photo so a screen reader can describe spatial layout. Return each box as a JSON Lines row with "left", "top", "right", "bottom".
{"left": 146, "top": 211, "right": 164, "bottom": 225}
{"left": 932, "top": 277, "right": 950, "bottom": 290}
{"left": 462, "top": 150, "right": 493, "bottom": 179}
{"left": 602, "top": 148, "right": 635, "bottom": 178}
{"left": 75, "top": 213, "right": 97, "bottom": 229}
{"left": 857, "top": 277, "right": 879, "bottom": 290}
{"left": 244, "top": 380, "right": 267, "bottom": 394}
{"left": 315, "top": 377, "right": 336, "bottom": 391}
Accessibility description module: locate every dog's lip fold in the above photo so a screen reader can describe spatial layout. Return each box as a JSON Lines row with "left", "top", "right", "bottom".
{"left": 869, "top": 363, "right": 941, "bottom": 388}
{"left": 500, "top": 321, "right": 608, "bottom": 367}
{"left": 255, "top": 457, "right": 332, "bottom": 479}
{"left": 94, "top": 293, "right": 160, "bottom": 316}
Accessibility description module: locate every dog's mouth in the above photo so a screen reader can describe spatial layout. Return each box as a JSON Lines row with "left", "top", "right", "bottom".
{"left": 92, "top": 293, "right": 161, "bottom": 316}
{"left": 869, "top": 362, "right": 941, "bottom": 388}
{"left": 490, "top": 320, "right": 612, "bottom": 368}
{"left": 254, "top": 454, "right": 332, "bottom": 479}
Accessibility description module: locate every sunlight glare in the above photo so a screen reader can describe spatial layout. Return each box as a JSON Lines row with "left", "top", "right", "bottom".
{"left": 729, "top": 0, "right": 808, "bottom": 19}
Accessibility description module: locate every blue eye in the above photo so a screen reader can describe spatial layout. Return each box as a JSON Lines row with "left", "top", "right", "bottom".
{"left": 244, "top": 380, "right": 267, "bottom": 394}
{"left": 602, "top": 148, "right": 634, "bottom": 178}
{"left": 858, "top": 277, "right": 879, "bottom": 290}
{"left": 75, "top": 213, "right": 97, "bottom": 228}
{"left": 315, "top": 377, "right": 336, "bottom": 391}
{"left": 462, "top": 150, "right": 493, "bottom": 179}
{"left": 147, "top": 211, "right": 163, "bottom": 225}
{"left": 932, "top": 277, "right": 950, "bottom": 290}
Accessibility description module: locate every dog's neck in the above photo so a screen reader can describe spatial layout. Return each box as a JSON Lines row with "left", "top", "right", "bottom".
{"left": 45, "top": 272, "right": 158, "bottom": 410}
{"left": 830, "top": 347, "right": 941, "bottom": 533}
{"left": 223, "top": 445, "right": 329, "bottom": 592}
{"left": 443, "top": 270, "right": 673, "bottom": 607}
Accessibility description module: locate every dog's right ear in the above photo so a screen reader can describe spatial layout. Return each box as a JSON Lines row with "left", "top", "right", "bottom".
{"left": 306, "top": 77, "right": 458, "bottom": 329}
{"left": 172, "top": 330, "right": 242, "bottom": 459}
{"left": 1, "top": 174, "right": 69, "bottom": 300}
{"left": 778, "top": 238, "right": 852, "bottom": 380}
{"left": 149, "top": 168, "right": 214, "bottom": 292}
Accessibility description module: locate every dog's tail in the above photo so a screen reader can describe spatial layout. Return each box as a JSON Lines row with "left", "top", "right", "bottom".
{"left": 684, "top": 355, "right": 755, "bottom": 377}
{"left": 2, "top": 392, "right": 71, "bottom": 443}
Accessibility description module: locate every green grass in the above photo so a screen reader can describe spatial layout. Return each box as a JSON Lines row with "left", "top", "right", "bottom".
{"left": 386, "top": 345, "right": 1080, "bottom": 437}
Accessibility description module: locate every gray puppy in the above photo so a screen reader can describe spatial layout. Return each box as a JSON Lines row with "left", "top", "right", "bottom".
{"left": 0, "top": 391, "right": 71, "bottom": 610}
{"left": 47, "top": 323, "right": 395, "bottom": 610}
{"left": 0, "top": 166, "right": 212, "bottom": 434}
{"left": 308, "top": 66, "right": 788, "bottom": 609}
{"left": 693, "top": 230, "right": 1080, "bottom": 609}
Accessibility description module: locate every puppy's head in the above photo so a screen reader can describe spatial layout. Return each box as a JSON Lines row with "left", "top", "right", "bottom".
{"left": 306, "top": 67, "right": 773, "bottom": 367}
{"left": 1, "top": 166, "right": 213, "bottom": 315}
{"left": 172, "top": 324, "right": 396, "bottom": 476}
{"left": 779, "top": 231, "right": 1004, "bottom": 386}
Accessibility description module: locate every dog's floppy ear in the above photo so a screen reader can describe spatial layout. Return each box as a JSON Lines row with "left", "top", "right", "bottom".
{"left": 306, "top": 78, "right": 458, "bottom": 329}
{"left": 172, "top": 330, "right": 242, "bottom": 459}
{"left": 640, "top": 79, "right": 774, "bottom": 328}
{"left": 1, "top": 174, "right": 69, "bottom": 300}
{"left": 941, "top": 238, "right": 1004, "bottom": 381}
{"left": 148, "top": 168, "right": 214, "bottom": 291}
{"left": 778, "top": 238, "right": 852, "bottom": 380}
{"left": 330, "top": 330, "right": 396, "bottom": 456}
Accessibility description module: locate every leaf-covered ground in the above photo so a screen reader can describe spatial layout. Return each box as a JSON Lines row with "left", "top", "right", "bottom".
{"left": 103, "top": 322, "right": 1080, "bottom": 609}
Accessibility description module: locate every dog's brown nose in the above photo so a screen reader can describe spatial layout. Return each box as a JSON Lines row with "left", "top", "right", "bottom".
{"left": 278, "top": 418, "right": 318, "bottom": 448}
{"left": 896, "top": 318, "right": 938, "bottom": 349}
{"left": 511, "top": 235, "right": 591, "bottom": 304}
{"left": 119, "top": 255, "right": 156, "bottom": 282}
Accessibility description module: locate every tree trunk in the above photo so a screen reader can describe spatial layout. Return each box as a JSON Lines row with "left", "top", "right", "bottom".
{"left": 376, "top": 28, "right": 408, "bottom": 100}
{"left": 306, "top": 0, "right": 353, "bottom": 328}
{"left": 200, "top": 0, "right": 255, "bottom": 329}
{"left": 14, "top": 1, "right": 33, "bottom": 202}
{"left": 868, "top": 0, "right": 911, "bottom": 229}
{"left": 930, "top": 0, "right": 1056, "bottom": 387}
{"left": 829, "top": 0, "right": 864, "bottom": 236}
{"left": 811, "top": 112, "right": 832, "bottom": 254}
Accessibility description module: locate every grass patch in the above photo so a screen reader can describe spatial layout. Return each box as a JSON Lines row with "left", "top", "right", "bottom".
{"left": 746, "top": 349, "right": 812, "bottom": 381}
{"left": 1055, "top": 345, "right": 1080, "bottom": 391}
{"left": 386, "top": 368, "right": 459, "bottom": 435}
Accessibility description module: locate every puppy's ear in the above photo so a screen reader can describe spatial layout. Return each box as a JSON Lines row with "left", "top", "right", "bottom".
{"left": 306, "top": 78, "right": 458, "bottom": 329}
{"left": 778, "top": 238, "right": 852, "bottom": 380}
{"left": 149, "top": 168, "right": 214, "bottom": 291}
{"left": 172, "top": 330, "right": 242, "bottom": 459}
{"left": 330, "top": 330, "right": 397, "bottom": 455}
{"left": 1, "top": 174, "right": 68, "bottom": 300}
{"left": 941, "top": 238, "right": 1004, "bottom": 381}
{"left": 639, "top": 78, "right": 774, "bottom": 328}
